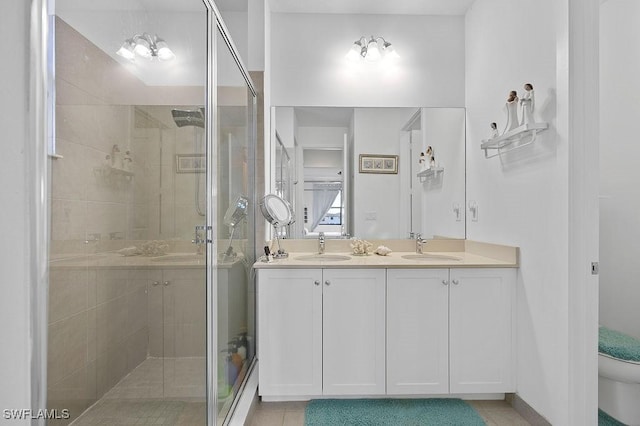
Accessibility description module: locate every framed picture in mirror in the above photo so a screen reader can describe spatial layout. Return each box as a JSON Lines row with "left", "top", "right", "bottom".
{"left": 359, "top": 154, "right": 398, "bottom": 174}
{"left": 175, "top": 154, "right": 206, "bottom": 173}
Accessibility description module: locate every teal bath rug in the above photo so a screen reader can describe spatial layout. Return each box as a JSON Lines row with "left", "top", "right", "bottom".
{"left": 305, "top": 398, "right": 486, "bottom": 426}
{"left": 598, "top": 409, "right": 627, "bottom": 426}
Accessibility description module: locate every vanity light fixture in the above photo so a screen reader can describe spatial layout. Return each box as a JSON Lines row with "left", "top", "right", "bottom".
{"left": 117, "top": 33, "right": 175, "bottom": 61}
{"left": 346, "top": 36, "right": 399, "bottom": 62}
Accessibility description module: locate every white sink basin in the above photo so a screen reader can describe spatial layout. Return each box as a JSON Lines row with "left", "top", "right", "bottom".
{"left": 401, "top": 253, "right": 462, "bottom": 261}
{"left": 295, "top": 254, "right": 352, "bottom": 262}
{"left": 151, "top": 254, "right": 204, "bottom": 263}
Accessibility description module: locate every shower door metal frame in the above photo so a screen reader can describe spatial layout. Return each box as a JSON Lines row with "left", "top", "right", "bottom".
{"left": 203, "top": 1, "right": 258, "bottom": 425}
{"left": 30, "top": 0, "right": 257, "bottom": 424}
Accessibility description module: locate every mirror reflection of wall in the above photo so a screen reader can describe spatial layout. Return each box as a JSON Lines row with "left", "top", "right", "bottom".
{"left": 272, "top": 107, "right": 466, "bottom": 240}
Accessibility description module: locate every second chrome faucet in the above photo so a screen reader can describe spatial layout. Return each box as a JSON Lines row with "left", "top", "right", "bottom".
{"left": 416, "top": 233, "right": 427, "bottom": 254}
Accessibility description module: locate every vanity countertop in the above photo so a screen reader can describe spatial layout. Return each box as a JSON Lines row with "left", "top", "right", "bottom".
{"left": 253, "top": 239, "right": 519, "bottom": 269}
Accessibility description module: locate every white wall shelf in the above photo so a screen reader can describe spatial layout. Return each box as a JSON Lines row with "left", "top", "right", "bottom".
{"left": 480, "top": 122, "right": 548, "bottom": 159}
{"left": 417, "top": 167, "right": 444, "bottom": 182}
{"left": 93, "top": 165, "right": 134, "bottom": 186}
{"left": 94, "top": 165, "right": 134, "bottom": 177}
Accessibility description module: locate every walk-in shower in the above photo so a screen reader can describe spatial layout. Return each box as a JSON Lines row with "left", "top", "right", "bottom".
{"left": 46, "top": 1, "right": 257, "bottom": 425}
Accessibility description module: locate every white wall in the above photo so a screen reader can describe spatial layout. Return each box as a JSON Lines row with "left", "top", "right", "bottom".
{"left": 297, "top": 127, "right": 346, "bottom": 149}
{"left": 421, "top": 108, "right": 466, "bottom": 238}
{"left": 270, "top": 13, "right": 465, "bottom": 107}
{"left": 275, "top": 106, "right": 295, "bottom": 148}
{"left": 219, "top": 11, "right": 249, "bottom": 62}
{"left": 248, "top": 0, "right": 265, "bottom": 71}
{"left": 0, "top": 0, "right": 32, "bottom": 420}
{"left": 465, "top": 0, "right": 569, "bottom": 424}
{"left": 600, "top": 0, "right": 640, "bottom": 340}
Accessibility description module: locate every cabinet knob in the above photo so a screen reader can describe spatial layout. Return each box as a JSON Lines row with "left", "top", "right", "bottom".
{"left": 452, "top": 279, "right": 459, "bottom": 285}
{"left": 324, "top": 280, "right": 331, "bottom": 286}
{"left": 152, "top": 281, "right": 160, "bottom": 286}
{"left": 163, "top": 280, "right": 170, "bottom": 286}
{"left": 314, "top": 280, "right": 320, "bottom": 286}
{"left": 442, "top": 279, "right": 449, "bottom": 286}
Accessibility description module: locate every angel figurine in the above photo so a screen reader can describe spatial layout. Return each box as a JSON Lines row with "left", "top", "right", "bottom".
{"left": 520, "top": 83, "right": 535, "bottom": 125}
{"left": 503, "top": 90, "right": 519, "bottom": 134}
{"left": 490, "top": 122, "right": 499, "bottom": 139}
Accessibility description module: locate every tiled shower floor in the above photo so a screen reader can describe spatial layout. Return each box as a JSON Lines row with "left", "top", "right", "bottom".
{"left": 72, "top": 357, "right": 207, "bottom": 426}
{"left": 102, "top": 357, "right": 206, "bottom": 400}
{"left": 71, "top": 400, "right": 205, "bottom": 425}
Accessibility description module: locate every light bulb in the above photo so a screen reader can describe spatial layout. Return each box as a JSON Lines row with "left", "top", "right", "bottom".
{"left": 133, "top": 37, "right": 152, "bottom": 59}
{"left": 346, "top": 42, "right": 362, "bottom": 61}
{"left": 155, "top": 38, "right": 175, "bottom": 61}
{"left": 365, "top": 39, "right": 380, "bottom": 62}
{"left": 383, "top": 42, "right": 400, "bottom": 60}
{"left": 116, "top": 39, "right": 136, "bottom": 61}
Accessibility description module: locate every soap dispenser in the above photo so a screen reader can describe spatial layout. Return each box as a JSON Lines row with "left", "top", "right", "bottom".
{"left": 221, "top": 348, "right": 238, "bottom": 387}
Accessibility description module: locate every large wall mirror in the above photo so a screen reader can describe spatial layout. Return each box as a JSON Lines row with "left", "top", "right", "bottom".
{"left": 270, "top": 107, "right": 466, "bottom": 240}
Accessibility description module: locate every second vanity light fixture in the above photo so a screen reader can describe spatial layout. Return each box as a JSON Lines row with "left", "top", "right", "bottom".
{"left": 346, "top": 36, "right": 399, "bottom": 62}
{"left": 116, "top": 33, "right": 175, "bottom": 61}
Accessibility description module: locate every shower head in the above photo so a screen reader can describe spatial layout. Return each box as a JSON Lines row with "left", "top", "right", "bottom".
{"left": 171, "top": 108, "right": 205, "bottom": 128}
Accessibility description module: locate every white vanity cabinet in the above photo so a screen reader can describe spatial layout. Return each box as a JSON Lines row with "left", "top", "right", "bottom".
{"left": 448, "top": 268, "right": 516, "bottom": 393}
{"left": 387, "top": 268, "right": 516, "bottom": 395}
{"left": 386, "top": 269, "right": 450, "bottom": 394}
{"left": 257, "top": 268, "right": 386, "bottom": 398}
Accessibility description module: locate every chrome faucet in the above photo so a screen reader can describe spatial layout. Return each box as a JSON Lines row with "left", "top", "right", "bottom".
{"left": 416, "top": 233, "right": 427, "bottom": 254}
{"left": 318, "top": 232, "right": 325, "bottom": 254}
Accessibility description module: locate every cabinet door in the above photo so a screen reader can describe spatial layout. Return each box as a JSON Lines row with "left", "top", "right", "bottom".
{"left": 257, "top": 269, "right": 323, "bottom": 397}
{"left": 449, "top": 268, "right": 516, "bottom": 393}
{"left": 322, "top": 268, "right": 386, "bottom": 395}
{"left": 387, "top": 269, "right": 449, "bottom": 394}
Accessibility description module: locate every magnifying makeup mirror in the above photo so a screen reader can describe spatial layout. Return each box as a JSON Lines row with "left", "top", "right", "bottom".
{"left": 260, "top": 194, "right": 295, "bottom": 258}
{"left": 221, "top": 195, "right": 249, "bottom": 260}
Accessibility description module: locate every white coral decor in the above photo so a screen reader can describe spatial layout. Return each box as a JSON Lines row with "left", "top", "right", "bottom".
{"left": 350, "top": 238, "right": 373, "bottom": 255}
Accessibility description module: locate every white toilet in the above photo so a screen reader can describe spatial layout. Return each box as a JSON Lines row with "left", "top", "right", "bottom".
{"left": 598, "top": 327, "right": 640, "bottom": 426}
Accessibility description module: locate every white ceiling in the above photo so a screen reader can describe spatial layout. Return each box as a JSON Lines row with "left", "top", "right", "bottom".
{"left": 63, "top": 0, "right": 474, "bottom": 15}
{"left": 269, "top": 0, "right": 476, "bottom": 15}
{"left": 56, "top": 0, "right": 246, "bottom": 12}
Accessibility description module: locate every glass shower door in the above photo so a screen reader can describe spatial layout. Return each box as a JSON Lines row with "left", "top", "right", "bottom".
{"left": 214, "top": 28, "right": 256, "bottom": 424}
{"left": 47, "top": 1, "right": 210, "bottom": 424}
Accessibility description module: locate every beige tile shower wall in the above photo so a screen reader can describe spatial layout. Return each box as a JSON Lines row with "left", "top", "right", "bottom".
{"left": 133, "top": 105, "right": 208, "bottom": 241}
{"left": 53, "top": 18, "right": 136, "bottom": 245}
{"left": 48, "top": 19, "right": 143, "bottom": 425}
{"left": 47, "top": 267, "right": 150, "bottom": 424}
